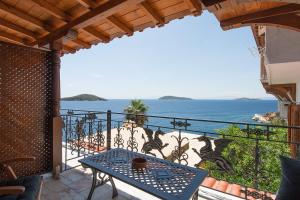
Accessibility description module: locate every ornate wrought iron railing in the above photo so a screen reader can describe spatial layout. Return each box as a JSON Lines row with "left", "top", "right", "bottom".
{"left": 60, "top": 109, "right": 300, "bottom": 200}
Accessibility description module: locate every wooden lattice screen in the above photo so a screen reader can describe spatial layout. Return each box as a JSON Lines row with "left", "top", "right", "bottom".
{"left": 0, "top": 42, "right": 54, "bottom": 176}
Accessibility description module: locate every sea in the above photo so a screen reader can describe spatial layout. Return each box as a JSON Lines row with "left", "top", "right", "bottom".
{"left": 61, "top": 99, "right": 277, "bottom": 133}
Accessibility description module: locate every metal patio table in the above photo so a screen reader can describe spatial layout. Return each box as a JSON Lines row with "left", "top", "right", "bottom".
{"left": 79, "top": 148, "right": 208, "bottom": 200}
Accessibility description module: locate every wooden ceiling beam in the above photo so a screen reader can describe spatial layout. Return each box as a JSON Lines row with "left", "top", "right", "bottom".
{"left": 72, "top": 39, "right": 91, "bottom": 48}
{"left": 36, "top": 0, "right": 142, "bottom": 47}
{"left": 0, "top": 31, "right": 30, "bottom": 45}
{"left": 83, "top": 26, "right": 110, "bottom": 42}
{"left": 221, "top": 4, "right": 300, "bottom": 30}
{"left": 0, "top": 1, "right": 51, "bottom": 31}
{"left": 63, "top": 45, "right": 76, "bottom": 53}
{"left": 184, "top": 0, "right": 202, "bottom": 16}
{"left": 107, "top": 15, "right": 133, "bottom": 36}
{"left": 30, "top": 0, "right": 73, "bottom": 21}
{"left": 138, "top": 1, "right": 164, "bottom": 25}
{"left": 200, "top": 0, "right": 226, "bottom": 7}
{"left": 31, "top": 0, "right": 96, "bottom": 49}
{"left": 29, "top": 0, "right": 93, "bottom": 48}
{"left": 0, "top": 18, "right": 38, "bottom": 39}
{"left": 76, "top": 0, "right": 98, "bottom": 9}
{"left": 243, "top": 14, "right": 300, "bottom": 32}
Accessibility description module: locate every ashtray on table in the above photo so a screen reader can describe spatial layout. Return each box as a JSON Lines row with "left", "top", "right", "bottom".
{"left": 132, "top": 157, "right": 147, "bottom": 169}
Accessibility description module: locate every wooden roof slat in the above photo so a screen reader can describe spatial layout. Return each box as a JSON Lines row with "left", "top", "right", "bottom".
{"left": 83, "top": 26, "right": 110, "bottom": 42}
{"left": 107, "top": 15, "right": 133, "bottom": 36}
{"left": 76, "top": 0, "right": 98, "bottom": 9}
{"left": 0, "top": 18, "right": 37, "bottom": 39}
{"left": 63, "top": 45, "right": 76, "bottom": 53}
{"left": 184, "top": 0, "right": 202, "bottom": 16}
{"left": 2, "top": 0, "right": 296, "bottom": 55}
{"left": 200, "top": 0, "right": 226, "bottom": 7}
{"left": 221, "top": 4, "right": 300, "bottom": 29}
{"left": 36, "top": 0, "right": 143, "bottom": 47}
{"left": 29, "top": 0, "right": 93, "bottom": 49}
{"left": 72, "top": 38, "right": 91, "bottom": 48}
{"left": 138, "top": 1, "right": 164, "bottom": 25}
{"left": 0, "top": 31, "right": 29, "bottom": 45}
{"left": 30, "top": 0, "right": 73, "bottom": 21}
{"left": 0, "top": 1, "right": 50, "bottom": 31}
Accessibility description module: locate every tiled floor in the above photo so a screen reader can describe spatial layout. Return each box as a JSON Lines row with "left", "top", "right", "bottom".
{"left": 41, "top": 166, "right": 242, "bottom": 200}
{"left": 41, "top": 166, "right": 157, "bottom": 200}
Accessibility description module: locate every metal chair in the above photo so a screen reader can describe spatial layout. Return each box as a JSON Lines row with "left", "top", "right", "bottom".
{"left": 0, "top": 157, "right": 42, "bottom": 200}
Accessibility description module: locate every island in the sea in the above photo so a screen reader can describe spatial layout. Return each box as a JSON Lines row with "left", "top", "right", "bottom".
{"left": 234, "top": 97, "right": 261, "bottom": 101}
{"left": 61, "top": 94, "right": 107, "bottom": 101}
{"left": 159, "top": 96, "right": 192, "bottom": 100}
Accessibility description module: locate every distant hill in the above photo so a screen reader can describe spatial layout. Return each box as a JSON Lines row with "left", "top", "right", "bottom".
{"left": 61, "top": 94, "right": 107, "bottom": 101}
{"left": 159, "top": 96, "right": 192, "bottom": 100}
{"left": 235, "top": 97, "right": 261, "bottom": 101}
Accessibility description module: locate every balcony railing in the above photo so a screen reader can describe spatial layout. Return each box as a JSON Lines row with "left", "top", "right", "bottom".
{"left": 60, "top": 109, "right": 300, "bottom": 200}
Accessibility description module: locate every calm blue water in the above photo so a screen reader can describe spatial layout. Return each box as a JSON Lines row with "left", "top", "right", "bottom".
{"left": 61, "top": 99, "right": 277, "bottom": 123}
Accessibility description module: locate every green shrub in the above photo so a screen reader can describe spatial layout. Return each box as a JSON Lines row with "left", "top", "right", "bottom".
{"left": 205, "top": 125, "right": 290, "bottom": 193}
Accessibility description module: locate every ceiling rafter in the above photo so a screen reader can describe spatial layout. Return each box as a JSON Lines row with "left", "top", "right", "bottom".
{"left": 0, "top": 18, "right": 38, "bottom": 39}
{"left": 63, "top": 45, "right": 76, "bottom": 53}
{"left": 0, "top": 1, "right": 51, "bottom": 32}
{"left": 107, "top": 15, "right": 133, "bottom": 36}
{"left": 138, "top": 1, "right": 164, "bottom": 25}
{"left": 36, "top": 0, "right": 143, "bottom": 47}
{"left": 220, "top": 4, "right": 300, "bottom": 30}
{"left": 0, "top": 0, "right": 104, "bottom": 49}
{"left": 30, "top": 0, "right": 93, "bottom": 48}
{"left": 184, "top": 0, "right": 202, "bottom": 16}
{"left": 243, "top": 14, "right": 300, "bottom": 32}
{"left": 83, "top": 27, "right": 110, "bottom": 42}
{"left": 200, "top": 0, "right": 226, "bottom": 7}
{"left": 0, "top": 31, "right": 30, "bottom": 45}
{"left": 76, "top": 0, "right": 98, "bottom": 9}
{"left": 30, "top": 0, "right": 73, "bottom": 21}
{"left": 72, "top": 39, "right": 91, "bottom": 48}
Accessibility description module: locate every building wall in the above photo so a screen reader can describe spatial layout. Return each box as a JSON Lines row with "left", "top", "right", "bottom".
{"left": 265, "top": 27, "right": 300, "bottom": 64}
{"left": 264, "top": 27, "right": 300, "bottom": 103}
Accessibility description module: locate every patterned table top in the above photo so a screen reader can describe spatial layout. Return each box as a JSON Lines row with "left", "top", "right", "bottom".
{"left": 79, "top": 148, "right": 208, "bottom": 200}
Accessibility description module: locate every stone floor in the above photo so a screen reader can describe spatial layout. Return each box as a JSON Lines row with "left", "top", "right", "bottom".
{"left": 41, "top": 166, "right": 159, "bottom": 200}
{"left": 41, "top": 166, "right": 241, "bottom": 200}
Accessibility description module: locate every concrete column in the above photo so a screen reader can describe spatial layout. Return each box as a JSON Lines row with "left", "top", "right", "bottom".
{"left": 51, "top": 41, "right": 63, "bottom": 179}
{"left": 296, "top": 82, "right": 300, "bottom": 104}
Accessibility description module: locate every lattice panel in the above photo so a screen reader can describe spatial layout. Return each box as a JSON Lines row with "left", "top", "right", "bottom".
{"left": 0, "top": 42, "right": 53, "bottom": 177}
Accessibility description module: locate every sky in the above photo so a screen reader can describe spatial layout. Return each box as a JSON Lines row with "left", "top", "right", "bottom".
{"left": 61, "top": 12, "right": 274, "bottom": 100}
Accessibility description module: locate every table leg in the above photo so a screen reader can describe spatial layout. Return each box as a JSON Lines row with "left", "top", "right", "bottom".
{"left": 192, "top": 189, "right": 199, "bottom": 200}
{"left": 87, "top": 169, "right": 97, "bottom": 200}
{"left": 109, "top": 175, "right": 118, "bottom": 198}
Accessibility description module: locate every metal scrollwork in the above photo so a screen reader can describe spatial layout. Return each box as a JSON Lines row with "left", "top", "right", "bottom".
{"left": 192, "top": 136, "right": 233, "bottom": 172}
{"left": 241, "top": 128, "right": 274, "bottom": 136}
{"left": 127, "top": 127, "right": 138, "bottom": 152}
{"left": 141, "top": 128, "right": 169, "bottom": 159}
{"left": 242, "top": 189, "right": 273, "bottom": 200}
{"left": 90, "top": 121, "right": 105, "bottom": 150}
{"left": 171, "top": 120, "right": 191, "bottom": 128}
{"left": 114, "top": 123, "right": 125, "bottom": 148}
{"left": 170, "top": 130, "right": 189, "bottom": 165}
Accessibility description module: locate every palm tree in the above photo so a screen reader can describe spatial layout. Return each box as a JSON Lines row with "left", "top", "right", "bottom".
{"left": 124, "top": 99, "right": 149, "bottom": 127}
